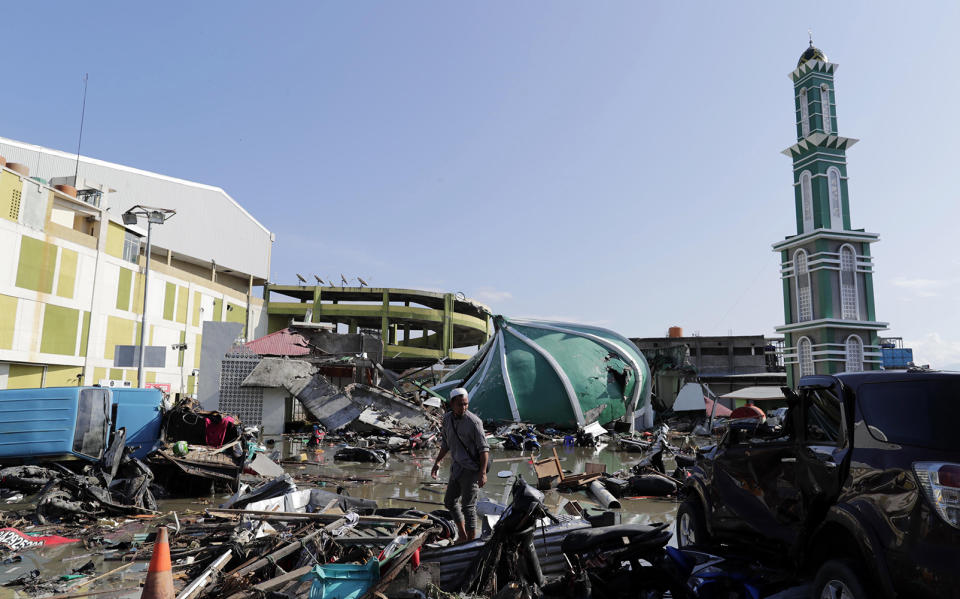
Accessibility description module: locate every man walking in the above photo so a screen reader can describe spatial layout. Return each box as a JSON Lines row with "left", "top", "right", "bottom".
{"left": 431, "top": 387, "right": 489, "bottom": 542}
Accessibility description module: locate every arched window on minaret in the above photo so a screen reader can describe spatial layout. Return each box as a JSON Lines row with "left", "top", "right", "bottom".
{"left": 821, "top": 84, "right": 832, "bottom": 134}
{"left": 827, "top": 167, "right": 843, "bottom": 229}
{"left": 798, "top": 336, "right": 814, "bottom": 376}
{"left": 800, "top": 88, "right": 810, "bottom": 137}
{"left": 845, "top": 335, "right": 864, "bottom": 372}
{"left": 795, "top": 249, "right": 812, "bottom": 321}
{"left": 840, "top": 244, "right": 859, "bottom": 319}
{"left": 800, "top": 171, "right": 814, "bottom": 232}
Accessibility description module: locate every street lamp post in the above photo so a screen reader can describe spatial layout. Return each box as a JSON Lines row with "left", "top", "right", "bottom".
{"left": 122, "top": 205, "right": 175, "bottom": 387}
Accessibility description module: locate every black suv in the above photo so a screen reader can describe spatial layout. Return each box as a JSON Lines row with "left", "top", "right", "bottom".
{"left": 677, "top": 371, "right": 960, "bottom": 599}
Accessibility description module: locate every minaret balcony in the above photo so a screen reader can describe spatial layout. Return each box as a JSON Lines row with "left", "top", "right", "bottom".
{"left": 772, "top": 228, "right": 879, "bottom": 253}
{"left": 782, "top": 132, "right": 858, "bottom": 158}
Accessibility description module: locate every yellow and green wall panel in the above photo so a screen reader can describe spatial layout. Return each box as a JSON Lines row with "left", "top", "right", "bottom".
{"left": 56, "top": 248, "right": 78, "bottom": 299}
{"left": 7, "top": 364, "right": 44, "bottom": 389}
{"left": 16, "top": 236, "right": 58, "bottom": 293}
{"left": 163, "top": 282, "right": 176, "bottom": 321}
{"left": 40, "top": 304, "right": 80, "bottom": 355}
{"left": 176, "top": 286, "right": 189, "bottom": 324}
{"left": 105, "top": 222, "right": 126, "bottom": 258}
{"left": 116, "top": 268, "right": 133, "bottom": 311}
{"left": 104, "top": 315, "right": 136, "bottom": 359}
{"left": 0, "top": 171, "right": 23, "bottom": 222}
{"left": 0, "top": 295, "right": 17, "bottom": 349}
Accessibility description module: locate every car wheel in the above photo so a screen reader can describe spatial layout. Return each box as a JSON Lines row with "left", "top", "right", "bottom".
{"left": 813, "top": 560, "right": 870, "bottom": 599}
{"left": 675, "top": 497, "right": 709, "bottom": 548}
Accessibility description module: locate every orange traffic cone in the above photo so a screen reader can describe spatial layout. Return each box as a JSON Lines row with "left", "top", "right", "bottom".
{"left": 141, "top": 526, "right": 174, "bottom": 599}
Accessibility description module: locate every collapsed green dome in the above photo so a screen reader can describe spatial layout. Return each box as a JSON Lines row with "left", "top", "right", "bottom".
{"left": 430, "top": 316, "right": 652, "bottom": 429}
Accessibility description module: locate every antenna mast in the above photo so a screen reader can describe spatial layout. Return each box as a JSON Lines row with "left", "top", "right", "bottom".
{"left": 74, "top": 73, "right": 88, "bottom": 182}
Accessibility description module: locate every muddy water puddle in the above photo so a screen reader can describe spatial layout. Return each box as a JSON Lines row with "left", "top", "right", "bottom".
{"left": 0, "top": 439, "right": 678, "bottom": 597}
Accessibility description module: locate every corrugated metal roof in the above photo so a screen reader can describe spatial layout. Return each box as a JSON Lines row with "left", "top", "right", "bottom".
{"left": 244, "top": 328, "right": 310, "bottom": 356}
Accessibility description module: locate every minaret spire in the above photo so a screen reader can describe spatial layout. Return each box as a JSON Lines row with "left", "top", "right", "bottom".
{"left": 774, "top": 44, "right": 888, "bottom": 385}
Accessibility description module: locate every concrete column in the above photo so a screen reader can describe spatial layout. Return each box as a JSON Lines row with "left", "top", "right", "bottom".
{"left": 311, "top": 286, "right": 322, "bottom": 323}
{"left": 442, "top": 294, "right": 453, "bottom": 357}
{"left": 381, "top": 291, "right": 389, "bottom": 347}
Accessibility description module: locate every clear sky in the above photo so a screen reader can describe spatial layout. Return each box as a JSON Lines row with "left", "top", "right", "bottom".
{"left": 2, "top": 2, "right": 958, "bottom": 367}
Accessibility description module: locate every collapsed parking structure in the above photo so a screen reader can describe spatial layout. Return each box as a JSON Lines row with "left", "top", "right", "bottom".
{"left": 264, "top": 285, "right": 491, "bottom": 369}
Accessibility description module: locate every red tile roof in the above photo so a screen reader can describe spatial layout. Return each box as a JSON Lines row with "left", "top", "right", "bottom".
{"left": 245, "top": 328, "right": 310, "bottom": 356}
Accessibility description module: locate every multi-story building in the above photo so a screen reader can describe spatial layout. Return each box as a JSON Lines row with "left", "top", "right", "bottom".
{"left": 773, "top": 44, "right": 887, "bottom": 386}
{"left": 631, "top": 329, "right": 785, "bottom": 409}
{"left": 0, "top": 136, "right": 272, "bottom": 393}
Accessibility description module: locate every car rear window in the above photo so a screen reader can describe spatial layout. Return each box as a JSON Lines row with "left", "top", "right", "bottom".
{"left": 857, "top": 379, "right": 960, "bottom": 451}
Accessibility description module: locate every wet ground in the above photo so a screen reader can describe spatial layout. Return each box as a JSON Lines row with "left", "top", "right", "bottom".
{"left": 280, "top": 438, "right": 680, "bottom": 526}
{"left": 0, "top": 438, "right": 679, "bottom": 597}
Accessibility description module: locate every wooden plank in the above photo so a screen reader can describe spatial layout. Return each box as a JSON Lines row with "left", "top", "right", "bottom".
{"left": 585, "top": 462, "right": 606, "bottom": 475}
{"left": 206, "top": 508, "right": 429, "bottom": 525}
{"left": 252, "top": 565, "right": 314, "bottom": 592}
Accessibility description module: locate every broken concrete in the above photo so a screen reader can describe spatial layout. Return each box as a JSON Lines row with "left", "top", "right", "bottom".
{"left": 241, "top": 357, "right": 316, "bottom": 390}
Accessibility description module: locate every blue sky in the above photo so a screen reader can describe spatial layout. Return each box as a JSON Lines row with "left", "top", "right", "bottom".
{"left": 2, "top": 2, "right": 958, "bottom": 367}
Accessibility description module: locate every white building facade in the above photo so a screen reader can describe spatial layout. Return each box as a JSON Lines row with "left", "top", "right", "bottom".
{"left": 0, "top": 136, "right": 273, "bottom": 393}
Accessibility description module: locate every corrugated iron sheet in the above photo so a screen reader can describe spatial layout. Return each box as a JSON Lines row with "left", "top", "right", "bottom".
{"left": 245, "top": 329, "right": 310, "bottom": 356}
{"left": 420, "top": 517, "right": 590, "bottom": 590}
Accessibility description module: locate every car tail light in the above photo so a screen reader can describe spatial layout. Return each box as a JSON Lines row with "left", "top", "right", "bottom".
{"left": 914, "top": 462, "right": 960, "bottom": 529}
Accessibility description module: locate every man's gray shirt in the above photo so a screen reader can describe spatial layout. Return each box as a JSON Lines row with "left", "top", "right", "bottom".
{"left": 441, "top": 410, "right": 489, "bottom": 476}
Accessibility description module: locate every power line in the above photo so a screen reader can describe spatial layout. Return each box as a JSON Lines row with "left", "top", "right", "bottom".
{"left": 74, "top": 73, "right": 88, "bottom": 182}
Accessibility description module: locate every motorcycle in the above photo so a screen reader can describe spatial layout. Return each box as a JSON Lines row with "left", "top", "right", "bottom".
{"left": 547, "top": 521, "right": 690, "bottom": 599}
{"left": 458, "top": 475, "right": 555, "bottom": 596}
{"left": 503, "top": 428, "right": 542, "bottom": 452}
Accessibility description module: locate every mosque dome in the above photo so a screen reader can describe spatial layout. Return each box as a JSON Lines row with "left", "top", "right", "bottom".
{"left": 798, "top": 41, "right": 827, "bottom": 66}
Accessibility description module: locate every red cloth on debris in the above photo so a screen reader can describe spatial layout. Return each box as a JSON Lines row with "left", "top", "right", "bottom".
{"left": 730, "top": 405, "right": 766, "bottom": 422}
{"left": 204, "top": 415, "right": 236, "bottom": 448}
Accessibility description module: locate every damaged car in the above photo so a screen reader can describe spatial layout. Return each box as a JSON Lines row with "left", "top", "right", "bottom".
{"left": 677, "top": 371, "right": 960, "bottom": 599}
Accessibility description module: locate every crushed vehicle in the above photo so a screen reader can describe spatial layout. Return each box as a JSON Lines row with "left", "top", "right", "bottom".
{"left": 677, "top": 370, "right": 960, "bottom": 599}
{"left": 0, "top": 386, "right": 163, "bottom": 463}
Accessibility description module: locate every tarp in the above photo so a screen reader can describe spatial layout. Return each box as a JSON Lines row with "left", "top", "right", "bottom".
{"left": 429, "top": 316, "right": 652, "bottom": 428}
{"left": 675, "top": 383, "right": 732, "bottom": 417}
{"left": 674, "top": 383, "right": 708, "bottom": 412}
